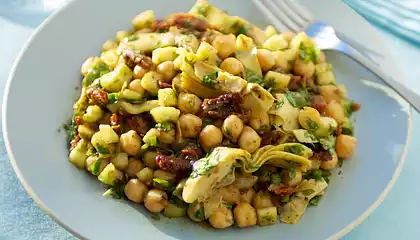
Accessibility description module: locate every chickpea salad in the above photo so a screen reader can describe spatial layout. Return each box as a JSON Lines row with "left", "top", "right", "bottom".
{"left": 67, "top": 0, "right": 360, "bottom": 229}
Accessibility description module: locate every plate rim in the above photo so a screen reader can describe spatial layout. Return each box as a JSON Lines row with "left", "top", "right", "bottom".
{"left": 1, "top": 0, "right": 413, "bottom": 239}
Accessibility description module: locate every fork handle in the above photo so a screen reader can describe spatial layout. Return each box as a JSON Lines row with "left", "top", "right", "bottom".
{"left": 343, "top": 44, "right": 420, "bottom": 112}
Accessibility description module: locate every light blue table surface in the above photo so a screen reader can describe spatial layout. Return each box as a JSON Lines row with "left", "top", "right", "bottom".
{"left": 1, "top": 2, "right": 420, "bottom": 240}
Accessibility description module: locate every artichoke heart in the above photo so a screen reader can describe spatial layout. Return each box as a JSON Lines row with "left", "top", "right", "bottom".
{"left": 242, "top": 83, "right": 275, "bottom": 117}
{"left": 182, "top": 147, "right": 251, "bottom": 203}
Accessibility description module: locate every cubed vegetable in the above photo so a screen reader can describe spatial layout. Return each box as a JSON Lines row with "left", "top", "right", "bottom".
{"left": 152, "top": 47, "right": 178, "bottom": 65}
{"left": 158, "top": 88, "right": 178, "bottom": 107}
{"left": 98, "top": 163, "right": 123, "bottom": 186}
{"left": 141, "top": 71, "right": 161, "bottom": 96}
{"left": 257, "top": 207, "right": 277, "bottom": 226}
{"left": 132, "top": 10, "right": 155, "bottom": 30}
{"left": 264, "top": 71, "right": 291, "bottom": 91}
{"left": 262, "top": 35, "right": 288, "bottom": 51}
{"left": 99, "top": 63, "right": 133, "bottom": 92}
{"left": 69, "top": 139, "right": 88, "bottom": 168}
{"left": 150, "top": 107, "right": 181, "bottom": 123}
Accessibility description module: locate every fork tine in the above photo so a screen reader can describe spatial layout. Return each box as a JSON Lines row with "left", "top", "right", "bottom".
{"left": 284, "top": 0, "right": 313, "bottom": 23}
{"left": 252, "top": 0, "right": 291, "bottom": 33}
{"left": 263, "top": 0, "right": 301, "bottom": 33}
{"left": 271, "top": 0, "right": 307, "bottom": 29}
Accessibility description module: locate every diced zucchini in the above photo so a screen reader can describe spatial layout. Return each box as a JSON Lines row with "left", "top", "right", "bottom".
{"left": 158, "top": 88, "right": 178, "bottom": 107}
{"left": 69, "top": 139, "right": 88, "bottom": 168}
{"left": 264, "top": 71, "right": 291, "bottom": 91}
{"left": 98, "top": 163, "right": 123, "bottom": 186}
{"left": 152, "top": 47, "right": 178, "bottom": 65}
{"left": 150, "top": 107, "right": 181, "bottom": 123}
{"left": 163, "top": 202, "right": 187, "bottom": 218}
{"left": 99, "top": 63, "right": 133, "bottom": 92}
{"left": 257, "top": 207, "right": 277, "bottom": 226}
{"left": 262, "top": 35, "right": 288, "bottom": 51}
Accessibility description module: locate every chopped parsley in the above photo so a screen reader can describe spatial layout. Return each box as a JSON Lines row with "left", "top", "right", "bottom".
{"left": 63, "top": 119, "right": 76, "bottom": 144}
{"left": 289, "top": 167, "right": 296, "bottom": 179}
{"left": 224, "top": 126, "right": 232, "bottom": 137}
{"left": 96, "top": 144, "right": 110, "bottom": 154}
{"left": 194, "top": 207, "right": 204, "bottom": 220}
{"left": 309, "top": 195, "right": 322, "bottom": 206}
{"left": 103, "top": 181, "right": 126, "bottom": 199}
{"left": 151, "top": 213, "right": 160, "bottom": 221}
{"left": 108, "top": 93, "right": 119, "bottom": 104}
{"left": 270, "top": 173, "right": 282, "bottom": 185}
{"left": 284, "top": 145, "right": 305, "bottom": 156}
{"left": 285, "top": 88, "right": 310, "bottom": 108}
{"left": 246, "top": 70, "right": 265, "bottom": 87}
{"left": 236, "top": 25, "right": 248, "bottom": 35}
{"left": 155, "top": 122, "right": 174, "bottom": 132}
{"left": 152, "top": 178, "right": 172, "bottom": 190}
{"left": 202, "top": 71, "right": 218, "bottom": 88}
{"left": 319, "top": 135, "right": 336, "bottom": 155}
{"left": 83, "top": 62, "right": 110, "bottom": 86}
{"left": 299, "top": 42, "right": 320, "bottom": 62}
{"left": 343, "top": 99, "right": 354, "bottom": 117}
{"left": 259, "top": 124, "right": 270, "bottom": 132}
{"left": 306, "top": 119, "right": 319, "bottom": 131}
{"left": 90, "top": 158, "right": 103, "bottom": 175}
{"left": 190, "top": 150, "right": 220, "bottom": 178}
{"left": 338, "top": 158, "right": 344, "bottom": 168}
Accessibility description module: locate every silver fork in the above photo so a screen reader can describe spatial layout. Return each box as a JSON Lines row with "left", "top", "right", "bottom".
{"left": 253, "top": 0, "right": 420, "bottom": 112}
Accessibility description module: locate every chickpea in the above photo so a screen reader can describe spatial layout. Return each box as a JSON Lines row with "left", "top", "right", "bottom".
{"left": 199, "top": 125, "right": 223, "bottom": 152}
{"left": 126, "top": 158, "right": 144, "bottom": 178}
{"left": 102, "top": 40, "right": 118, "bottom": 51}
{"left": 281, "top": 169, "right": 303, "bottom": 187}
{"left": 143, "top": 150, "right": 158, "bottom": 169}
{"left": 179, "top": 114, "right": 202, "bottom": 138}
{"left": 212, "top": 34, "right": 236, "bottom": 59}
{"left": 220, "top": 185, "right": 241, "bottom": 204}
{"left": 220, "top": 58, "right": 244, "bottom": 76}
{"left": 335, "top": 134, "right": 357, "bottom": 159}
{"left": 144, "top": 189, "right": 168, "bottom": 213}
{"left": 120, "top": 130, "right": 141, "bottom": 156}
{"left": 133, "top": 65, "right": 147, "bottom": 79}
{"left": 158, "top": 128, "right": 176, "bottom": 144}
{"left": 156, "top": 61, "right": 176, "bottom": 83}
{"left": 257, "top": 49, "right": 275, "bottom": 72}
{"left": 137, "top": 167, "right": 154, "bottom": 184}
{"left": 249, "top": 113, "right": 270, "bottom": 133}
{"left": 222, "top": 115, "right": 244, "bottom": 142}
{"left": 178, "top": 93, "right": 202, "bottom": 114}
{"left": 326, "top": 100, "right": 345, "bottom": 124}
{"left": 128, "top": 79, "right": 145, "bottom": 96}
{"left": 319, "top": 85, "right": 341, "bottom": 103}
{"left": 293, "top": 58, "right": 315, "bottom": 76}
{"left": 252, "top": 190, "right": 273, "bottom": 209}
{"left": 187, "top": 202, "right": 205, "bottom": 222}
{"left": 240, "top": 188, "right": 256, "bottom": 204}
{"left": 238, "top": 126, "right": 261, "bottom": 154}
{"left": 153, "top": 169, "right": 176, "bottom": 181}
{"left": 116, "top": 30, "right": 131, "bottom": 43}
{"left": 321, "top": 151, "right": 338, "bottom": 170}
{"left": 124, "top": 179, "right": 148, "bottom": 203}
{"left": 234, "top": 203, "right": 257, "bottom": 228}
{"left": 209, "top": 206, "right": 234, "bottom": 229}
{"left": 111, "top": 152, "right": 129, "bottom": 171}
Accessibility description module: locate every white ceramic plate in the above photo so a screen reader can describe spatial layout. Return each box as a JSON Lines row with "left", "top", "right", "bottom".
{"left": 2, "top": 0, "right": 411, "bottom": 239}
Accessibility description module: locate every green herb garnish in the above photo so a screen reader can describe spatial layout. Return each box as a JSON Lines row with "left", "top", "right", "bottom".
{"left": 126, "top": 35, "right": 139, "bottom": 41}
{"left": 285, "top": 88, "right": 310, "bottom": 108}
{"left": 194, "top": 207, "right": 204, "bottom": 220}
{"left": 302, "top": 189, "right": 315, "bottom": 196}
{"left": 96, "top": 144, "right": 110, "bottom": 154}
{"left": 83, "top": 62, "right": 110, "bottom": 86}
{"left": 90, "top": 158, "right": 103, "bottom": 175}
{"left": 246, "top": 70, "right": 264, "bottom": 87}
{"left": 151, "top": 213, "right": 160, "bottom": 221}
{"left": 289, "top": 167, "right": 296, "bottom": 179}
{"left": 224, "top": 126, "right": 232, "bottom": 137}
{"left": 270, "top": 173, "right": 282, "bottom": 185}
{"left": 202, "top": 71, "right": 218, "bottom": 88}
{"left": 306, "top": 119, "right": 319, "bottom": 131}
{"left": 236, "top": 25, "right": 248, "bottom": 35}
{"left": 108, "top": 93, "right": 119, "bottom": 104}
{"left": 155, "top": 122, "right": 174, "bottom": 132}
{"left": 284, "top": 145, "right": 305, "bottom": 156}
{"left": 275, "top": 99, "right": 284, "bottom": 109}
{"left": 309, "top": 195, "right": 322, "bottom": 206}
